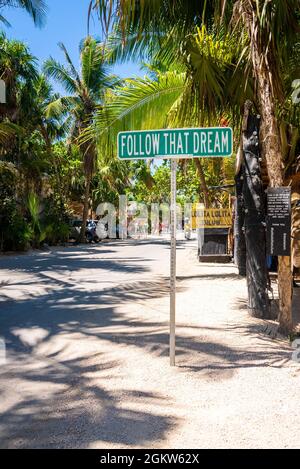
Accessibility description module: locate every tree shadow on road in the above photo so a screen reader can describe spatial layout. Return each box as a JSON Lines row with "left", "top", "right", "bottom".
{"left": 233, "top": 295, "right": 300, "bottom": 336}
{"left": 0, "top": 246, "right": 151, "bottom": 277}
{"left": 0, "top": 246, "right": 294, "bottom": 448}
{"left": 0, "top": 246, "right": 182, "bottom": 448}
{"left": 0, "top": 350, "right": 177, "bottom": 449}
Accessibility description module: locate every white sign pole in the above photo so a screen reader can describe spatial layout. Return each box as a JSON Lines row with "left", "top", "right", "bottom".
{"left": 170, "top": 159, "right": 177, "bottom": 366}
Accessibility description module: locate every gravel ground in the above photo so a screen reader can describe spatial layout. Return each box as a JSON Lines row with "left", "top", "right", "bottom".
{"left": 0, "top": 239, "right": 300, "bottom": 449}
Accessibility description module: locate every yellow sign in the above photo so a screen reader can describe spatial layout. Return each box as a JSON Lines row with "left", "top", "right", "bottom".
{"left": 193, "top": 208, "right": 232, "bottom": 229}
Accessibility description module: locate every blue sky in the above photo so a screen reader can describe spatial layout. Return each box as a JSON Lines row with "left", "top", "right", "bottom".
{"left": 2, "top": 0, "right": 142, "bottom": 92}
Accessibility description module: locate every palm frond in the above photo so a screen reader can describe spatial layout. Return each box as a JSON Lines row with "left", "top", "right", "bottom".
{"left": 105, "top": 27, "right": 162, "bottom": 64}
{"left": 80, "top": 36, "right": 113, "bottom": 94}
{"left": 82, "top": 70, "right": 186, "bottom": 158}
{"left": 43, "top": 58, "right": 78, "bottom": 94}
{"left": 45, "top": 96, "right": 80, "bottom": 119}
{"left": 0, "top": 121, "right": 22, "bottom": 144}
{"left": 0, "top": 0, "right": 47, "bottom": 27}
{"left": 58, "top": 42, "right": 82, "bottom": 86}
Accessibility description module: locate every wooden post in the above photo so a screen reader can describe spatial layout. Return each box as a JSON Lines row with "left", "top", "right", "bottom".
{"left": 278, "top": 256, "right": 293, "bottom": 334}
{"left": 242, "top": 106, "right": 270, "bottom": 318}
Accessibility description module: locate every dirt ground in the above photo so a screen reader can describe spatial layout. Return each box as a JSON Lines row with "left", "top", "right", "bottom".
{"left": 0, "top": 239, "right": 300, "bottom": 449}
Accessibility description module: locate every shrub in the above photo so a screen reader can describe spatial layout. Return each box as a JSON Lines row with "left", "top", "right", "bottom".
{"left": 0, "top": 198, "right": 32, "bottom": 251}
{"left": 42, "top": 196, "right": 72, "bottom": 245}
{"left": 0, "top": 163, "right": 31, "bottom": 251}
{"left": 1, "top": 162, "right": 72, "bottom": 251}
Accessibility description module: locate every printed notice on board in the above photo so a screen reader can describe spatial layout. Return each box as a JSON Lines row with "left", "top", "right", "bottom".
{"left": 266, "top": 187, "right": 291, "bottom": 256}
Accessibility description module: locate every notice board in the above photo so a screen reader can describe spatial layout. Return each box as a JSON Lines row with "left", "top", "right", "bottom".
{"left": 266, "top": 187, "right": 291, "bottom": 256}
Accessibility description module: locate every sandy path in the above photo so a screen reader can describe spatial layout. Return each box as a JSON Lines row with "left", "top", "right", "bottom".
{"left": 0, "top": 239, "right": 299, "bottom": 449}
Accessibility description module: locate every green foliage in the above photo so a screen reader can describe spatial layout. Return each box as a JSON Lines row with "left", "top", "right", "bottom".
{"left": 0, "top": 162, "right": 31, "bottom": 251}
{"left": 0, "top": 33, "right": 38, "bottom": 109}
{"left": 0, "top": 161, "right": 16, "bottom": 197}
{"left": 27, "top": 192, "right": 45, "bottom": 247}
{"left": 50, "top": 142, "right": 84, "bottom": 201}
{"left": 44, "top": 38, "right": 118, "bottom": 135}
{"left": 27, "top": 192, "right": 71, "bottom": 248}
{"left": 89, "top": 71, "right": 185, "bottom": 158}
{"left": 0, "top": 0, "right": 47, "bottom": 27}
{"left": 44, "top": 38, "right": 122, "bottom": 240}
{"left": 1, "top": 202, "right": 33, "bottom": 252}
{"left": 2, "top": 4, "right": 300, "bottom": 254}
{"left": 42, "top": 196, "right": 71, "bottom": 245}
{"left": 0, "top": 122, "right": 22, "bottom": 146}
{"left": 0, "top": 163, "right": 71, "bottom": 251}
{"left": 0, "top": 35, "right": 78, "bottom": 252}
{"left": 126, "top": 157, "right": 235, "bottom": 207}
{"left": 92, "top": 158, "right": 130, "bottom": 207}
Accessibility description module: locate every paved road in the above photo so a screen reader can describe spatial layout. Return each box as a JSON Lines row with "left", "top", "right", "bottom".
{"left": 0, "top": 239, "right": 300, "bottom": 448}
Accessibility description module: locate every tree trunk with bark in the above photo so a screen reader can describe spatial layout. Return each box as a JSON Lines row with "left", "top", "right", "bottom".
{"left": 242, "top": 7, "right": 293, "bottom": 333}
{"left": 80, "top": 174, "right": 92, "bottom": 243}
{"left": 255, "top": 58, "right": 293, "bottom": 332}
{"left": 278, "top": 255, "right": 293, "bottom": 334}
{"left": 80, "top": 145, "right": 95, "bottom": 243}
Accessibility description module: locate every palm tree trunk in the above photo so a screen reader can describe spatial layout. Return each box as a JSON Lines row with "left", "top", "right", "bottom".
{"left": 278, "top": 255, "right": 293, "bottom": 334}
{"left": 80, "top": 141, "right": 96, "bottom": 243}
{"left": 248, "top": 21, "right": 293, "bottom": 333}
{"left": 194, "top": 158, "right": 209, "bottom": 208}
{"left": 80, "top": 174, "right": 91, "bottom": 243}
{"left": 40, "top": 124, "right": 63, "bottom": 198}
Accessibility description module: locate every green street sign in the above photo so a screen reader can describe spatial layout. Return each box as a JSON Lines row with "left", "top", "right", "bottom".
{"left": 118, "top": 127, "right": 233, "bottom": 160}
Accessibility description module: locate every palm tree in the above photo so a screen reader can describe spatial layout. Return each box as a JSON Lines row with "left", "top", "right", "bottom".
{"left": 0, "top": 121, "right": 20, "bottom": 146}
{"left": 22, "top": 74, "right": 71, "bottom": 194}
{"left": 92, "top": 0, "right": 300, "bottom": 333}
{"left": 86, "top": 25, "right": 252, "bottom": 209}
{"left": 0, "top": 36, "right": 65, "bottom": 168}
{"left": 0, "top": 33, "right": 39, "bottom": 162}
{"left": 0, "top": 33, "right": 38, "bottom": 123}
{"left": 230, "top": 1, "right": 300, "bottom": 333}
{"left": 0, "top": 0, "right": 47, "bottom": 26}
{"left": 44, "top": 37, "right": 118, "bottom": 242}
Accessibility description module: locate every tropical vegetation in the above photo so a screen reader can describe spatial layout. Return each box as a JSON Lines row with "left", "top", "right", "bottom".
{"left": 1, "top": 0, "right": 300, "bottom": 333}
{"left": 89, "top": 0, "right": 300, "bottom": 332}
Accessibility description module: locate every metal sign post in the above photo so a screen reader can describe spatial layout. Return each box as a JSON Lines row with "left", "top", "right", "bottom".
{"left": 170, "top": 159, "right": 177, "bottom": 366}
